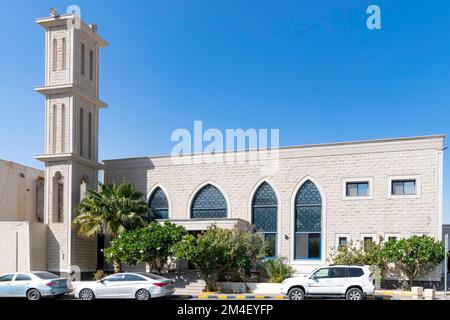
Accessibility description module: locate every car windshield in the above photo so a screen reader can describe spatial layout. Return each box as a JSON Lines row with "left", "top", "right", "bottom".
{"left": 134, "top": 272, "right": 166, "bottom": 280}
{"left": 32, "top": 272, "right": 60, "bottom": 280}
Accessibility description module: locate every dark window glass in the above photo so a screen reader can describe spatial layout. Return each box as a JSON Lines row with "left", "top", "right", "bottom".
{"left": 347, "top": 268, "right": 364, "bottom": 278}
{"left": 81, "top": 43, "right": 85, "bottom": 75}
{"left": 89, "top": 50, "right": 94, "bottom": 80}
{"left": 148, "top": 187, "right": 169, "bottom": 219}
{"left": 15, "top": 274, "right": 31, "bottom": 281}
{"left": 264, "top": 233, "right": 276, "bottom": 257}
{"left": 32, "top": 272, "right": 59, "bottom": 280}
{"left": 338, "top": 237, "right": 348, "bottom": 247}
{"left": 191, "top": 185, "right": 227, "bottom": 218}
{"left": 124, "top": 274, "right": 146, "bottom": 282}
{"left": 295, "top": 180, "right": 322, "bottom": 259}
{"left": 134, "top": 272, "right": 166, "bottom": 280}
{"left": 0, "top": 274, "right": 14, "bottom": 282}
{"left": 330, "top": 268, "right": 346, "bottom": 278}
{"left": 346, "top": 182, "right": 369, "bottom": 197}
{"left": 364, "top": 237, "right": 373, "bottom": 245}
{"left": 104, "top": 275, "right": 124, "bottom": 282}
{"left": 392, "top": 180, "right": 416, "bottom": 195}
{"left": 388, "top": 236, "right": 397, "bottom": 242}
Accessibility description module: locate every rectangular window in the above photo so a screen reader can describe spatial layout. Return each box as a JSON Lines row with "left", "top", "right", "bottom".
{"left": 391, "top": 180, "right": 416, "bottom": 195}
{"left": 89, "top": 50, "right": 94, "bottom": 80}
{"left": 330, "top": 268, "right": 346, "bottom": 278}
{"left": 88, "top": 112, "right": 92, "bottom": 159}
{"left": 81, "top": 43, "right": 85, "bottom": 75}
{"left": 295, "top": 233, "right": 321, "bottom": 259}
{"left": 346, "top": 182, "right": 369, "bottom": 197}
{"left": 53, "top": 38, "right": 57, "bottom": 71}
{"left": 79, "top": 108, "right": 83, "bottom": 156}
{"left": 62, "top": 38, "right": 66, "bottom": 70}
{"left": 388, "top": 236, "right": 397, "bottom": 241}
{"left": 363, "top": 237, "right": 373, "bottom": 247}
{"left": 338, "top": 237, "right": 348, "bottom": 247}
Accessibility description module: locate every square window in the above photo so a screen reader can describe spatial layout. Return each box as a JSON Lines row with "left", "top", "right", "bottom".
{"left": 338, "top": 237, "right": 348, "bottom": 247}
{"left": 295, "top": 233, "right": 321, "bottom": 259}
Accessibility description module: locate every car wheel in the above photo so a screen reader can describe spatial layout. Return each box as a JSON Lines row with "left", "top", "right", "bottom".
{"left": 135, "top": 289, "right": 151, "bottom": 301}
{"left": 27, "top": 289, "right": 41, "bottom": 301}
{"left": 79, "top": 288, "right": 95, "bottom": 301}
{"left": 346, "top": 288, "right": 363, "bottom": 301}
{"left": 288, "top": 287, "right": 305, "bottom": 301}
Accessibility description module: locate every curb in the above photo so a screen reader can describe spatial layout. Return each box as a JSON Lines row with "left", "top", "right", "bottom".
{"left": 196, "top": 294, "right": 288, "bottom": 300}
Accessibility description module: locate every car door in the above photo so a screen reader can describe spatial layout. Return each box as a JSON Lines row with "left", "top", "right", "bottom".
{"left": 120, "top": 274, "right": 148, "bottom": 298}
{"left": 96, "top": 274, "right": 125, "bottom": 298}
{"left": 10, "top": 274, "right": 32, "bottom": 297}
{"left": 328, "top": 267, "right": 347, "bottom": 295}
{"left": 307, "top": 268, "right": 332, "bottom": 295}
{"left": 0, "top": 274, "right": 15, "bottom": 297}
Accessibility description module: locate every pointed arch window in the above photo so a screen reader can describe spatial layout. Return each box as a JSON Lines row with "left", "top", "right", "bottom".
{"left": 148, "top": 187, "right": 169, "bottom": 220}
{"left": 294, "top": 180, "right": 322, "bottom": 260}
{"left": 191, "top": 185, "right": 227, "bottom": 219}
{"left": 252, "top": 182, "right": 277, "bottom": 257}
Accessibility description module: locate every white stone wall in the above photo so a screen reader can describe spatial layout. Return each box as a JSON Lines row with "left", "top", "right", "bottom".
{"left": 0, "top": 160, "right": 44, "bottom": 222}
{"left": 104, "top": 136, "right": 444, "bottom": 275}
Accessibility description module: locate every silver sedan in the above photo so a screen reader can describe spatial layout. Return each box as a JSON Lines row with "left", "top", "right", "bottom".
{"left": 74, "top": 272, "right": 175, "bottom": 300}
{"left": 0, "top": 272, "right": 70, "bottom": 300}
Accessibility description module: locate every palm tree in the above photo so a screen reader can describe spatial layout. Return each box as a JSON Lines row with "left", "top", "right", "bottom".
{"left": 73, "top": 182, "right": 151, "bottom": 273}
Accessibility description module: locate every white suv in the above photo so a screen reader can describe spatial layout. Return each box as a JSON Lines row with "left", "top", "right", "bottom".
{"left": 281, "top": 265, "right": 375, "bottom": 300}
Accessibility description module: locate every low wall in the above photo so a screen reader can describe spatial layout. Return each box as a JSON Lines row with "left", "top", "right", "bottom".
{"left": 217, "top": 282, "right": 281, "bottom": 294}
{"left": 0, "top": 221, "right": 46, "bottom": 274}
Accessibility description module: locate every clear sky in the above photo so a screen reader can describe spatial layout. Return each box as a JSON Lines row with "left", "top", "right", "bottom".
{"left": 0, "top": 1, "right": 449, "bottom": 222}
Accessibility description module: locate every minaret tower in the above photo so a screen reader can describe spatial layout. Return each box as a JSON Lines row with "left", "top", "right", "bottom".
{"left": 35, "top": 10, "right": 108, "bottom": 275}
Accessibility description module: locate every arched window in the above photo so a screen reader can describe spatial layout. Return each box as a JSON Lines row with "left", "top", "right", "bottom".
{"left": 252, "top": 182, "right": 277, "bottom": 257}
{"left": 62, "top": 38, "right": 66, "bottom": 70}
{"left": 148, "top": 187, "right": 169, "bottom": 220}
{"left": 191, "top": 184, "right": 227, "bottom": 219}
{"left": 294, "top": 180, "right": 322, "bottom": 260}
{"left": 52, "top": 38, "right": 57, "bottom": 71}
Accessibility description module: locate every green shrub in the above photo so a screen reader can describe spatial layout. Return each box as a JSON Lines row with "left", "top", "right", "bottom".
{"left": 263, "top": 257, "right": 294, "bottom": 283}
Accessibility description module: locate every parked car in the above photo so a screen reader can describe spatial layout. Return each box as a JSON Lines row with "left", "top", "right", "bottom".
{"left": 281, "top": 265, "right": 375, "bottom": 300}
{"left": 74, "top": 272, "right": 175, "bottom": 300}
{"left": 0, "top": 271, "right": 70, "bottom": 300}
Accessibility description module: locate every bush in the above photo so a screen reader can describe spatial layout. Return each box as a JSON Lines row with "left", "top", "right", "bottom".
{"left": 263, "top": 257, "right": 294, "bottom": 283}
{"left": 172, "top": 226, "right": 266, "bottom": 291}
{"left": 104, "top": 221, "right": 187, "bottom": 274}
{"left": 382, "top": 235, "right": 445, "bottom": 289}
{"left": 93, "top": 269, "right": 106, "bottom": 280}
{"left": 328, "top": 239, "right": 387, "bottom": 286}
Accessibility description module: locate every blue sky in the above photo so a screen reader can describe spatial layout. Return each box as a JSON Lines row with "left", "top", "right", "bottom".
{"left": 0, "top": 1, "right": 449, "bottom": 221}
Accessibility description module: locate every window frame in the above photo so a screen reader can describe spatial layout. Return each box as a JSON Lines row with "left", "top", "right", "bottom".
{"left": 360, "top": 233, "right": 377, "bottom": 246}
{"left": 342, "top": 177, "right": 373, "bottom": 200}
{"left": 335, "top": 234, "right": 351, "bottom": 248}
{"left": 251, "top": 181, "right": 279, "bottom": 258}
{"left": 384, "top": 233, "right": 401, "bottom": 242}
{"left": 387, "top": 175, "right": 421, "bottom": 199}
{"left": 291, "top": 178, "right": 326, "bottom": 265}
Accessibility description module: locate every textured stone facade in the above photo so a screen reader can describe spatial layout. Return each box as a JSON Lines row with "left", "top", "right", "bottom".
{"left": 104, "top": 135, "right": 445, "bottom": 276}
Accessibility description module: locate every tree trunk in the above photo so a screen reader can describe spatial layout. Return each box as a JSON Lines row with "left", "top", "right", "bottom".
{"left": 113, "top": 260, "right": 122, "bottom": 273}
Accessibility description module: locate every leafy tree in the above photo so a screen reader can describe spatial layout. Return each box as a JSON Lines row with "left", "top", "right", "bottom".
{"left": 72, "top": 182, "right": 150, "bottom": 273}
{"left": 382, "top": 235, "right": 445, "bottom": 289}
{"left": 328, "top": 239, "right": 387, "bottom": 286}
{"left": 104, "top": 222, "right": 187, "bottom": 274}
{"left": 263, "top": 257, "right": 294, "bottom": 283}
{"left": 172, "top": 226, "right": 266, "bottom": 291}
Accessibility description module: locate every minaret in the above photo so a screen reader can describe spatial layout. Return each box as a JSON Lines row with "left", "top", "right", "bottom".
{"left": 35, "top": 11, "right": 108, "bottom": 276}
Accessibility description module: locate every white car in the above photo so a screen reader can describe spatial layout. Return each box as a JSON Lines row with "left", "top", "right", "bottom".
{"left": 0, "top": 272, "right": 70, "bottom": 300}
{"left": 281, "top": 265, "right": 375, "bottom": 300}
{"left": 74, "top": 272, "right": 175, "bottom": 300}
